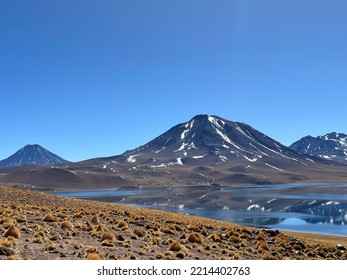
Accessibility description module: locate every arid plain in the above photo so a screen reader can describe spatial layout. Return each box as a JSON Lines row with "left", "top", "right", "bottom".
{"left": 1, "top": 185, "right": 347, "bottom": 260}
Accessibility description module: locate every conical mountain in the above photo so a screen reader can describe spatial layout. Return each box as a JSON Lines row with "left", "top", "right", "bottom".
{"left": 0, "top": 144, "right": 69, "bottom": 167}
{"left": 122, "top": 114, "right": 321, "bottom": 168}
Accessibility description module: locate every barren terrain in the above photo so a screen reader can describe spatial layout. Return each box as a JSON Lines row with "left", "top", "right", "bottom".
{"left": 1, "top": 186, "right": 347, "bottom": 260}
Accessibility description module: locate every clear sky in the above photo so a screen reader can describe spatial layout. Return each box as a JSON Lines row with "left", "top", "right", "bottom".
{"left": 1, "top": 0, "right": 346, "bottom": 162}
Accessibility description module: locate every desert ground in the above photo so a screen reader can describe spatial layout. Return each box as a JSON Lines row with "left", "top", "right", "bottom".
{"left": 1, "top": 185, "right": 347, "bottom": 260}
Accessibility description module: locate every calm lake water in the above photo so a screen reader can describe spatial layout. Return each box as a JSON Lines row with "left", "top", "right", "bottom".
{"left": 50, "top": 183, "right": 347, "bottom": 236}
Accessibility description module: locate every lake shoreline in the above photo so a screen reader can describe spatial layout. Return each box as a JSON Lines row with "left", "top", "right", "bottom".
{"left": 49, "top": 183, "right": 347, "bottom": 237}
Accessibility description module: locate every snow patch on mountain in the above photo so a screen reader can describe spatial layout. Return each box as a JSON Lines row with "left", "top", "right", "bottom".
{"left": 127, "top": 155, "right": 138, "bottom": 163}
{"left": 192, "top": 154, "right": 208, "bottom": 159}
{"left": 243, "top": 155, "right": 261, "bottom": 162}
{"left": 265, "top": 163, "right": 284, "bottom": 172}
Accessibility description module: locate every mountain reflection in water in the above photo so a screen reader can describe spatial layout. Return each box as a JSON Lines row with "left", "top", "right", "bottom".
{"left": 50, "top": 183, "right": 347, "bottom": 236}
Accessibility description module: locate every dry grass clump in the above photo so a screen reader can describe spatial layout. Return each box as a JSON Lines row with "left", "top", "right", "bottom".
{"left": 7, "top": 254, "right": 22, "bottom": 260}
{"left": 86, "top": 253, "right": 103, "bottom": 260}
{"left": 156, "top": 253, "right": 164, "bottom": 259}
{"left": 0, "top": 238, "right": 17, "bottom": 256}
{"left": 262, "top": 251, "right": 277, "bottom": 260}
{"left": 201, "top": 228, "right": 209, "bottom": 236}
{"left": 241, "top": 228, "right": 252, "bottom": 235}
{"left": 257, "top": 241, "right": 270, "bottom": 252}
{"left": 61, "top": 221, "right": 74, "bottom": 231}
{"left": 225, "top": 227, "right": 236, "bottom": 238}
{"left": 255, "top": 232, "right": 266, "bottom": 241}
{"left": 91, "top": 214, "right": 99, "bottom": 224}
{"left": 42, "top": 212, "right": 56, "bottom": 222}
{"left": 40, "top": 205, "right": 50, "bottom": 212}
{"left": 239, "top": 231, "right": 251, "bottom": 240}
{"left": 187, "top": 223, "right": 200, "bottom": 232}
{"left": 133, "top": 227, "right": 146, "bottom": 237}
{"left": 229, "top": 236, "right": 241, "bottom": 243}
{"left": 162, "top": 227, "right": 175, "bottom": 235}
{"left": 15, "top": 215, "right": 27, "bottom": 223}
{"left": 49, "top": 232, "right": 60, "bottom": 241}
{"left": 117, "top": 220, "right": 129, "bottom": 229}
{"left": 101, "top": 231, "right": 116, "bottom": 242}
{"left": 45, "top": 242, "right": 57, "bottom": 252}
{"left": 187, "top": 233, "right": 203, "bottom": 244}
{"left": 146, "top": 223, "right": 159, "bottom": 231}
{"left": 3, "top": 224, "right": 20, "bottom": 239}
{"left": 0, "top": 217, "right": 14, "bottom": 225}
{"left": 334, "top": 248, "right": 343, "bottom": 257}
{"left": 208, "top": 233, "right": 222, "bottom": 242}
{"left": 169, "top": 240, "right": 185, "bottom": 252}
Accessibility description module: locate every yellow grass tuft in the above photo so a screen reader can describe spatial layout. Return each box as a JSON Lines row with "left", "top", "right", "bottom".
{"left": 0, "top": 217, "right": 14, "bottom": 225}
{"left": 91, "top": 214, "right": 99, "bottom": 224}
{"left": 262, "top": 251, "right": 277, "bottom": 260}
{"left": 162, "top": 227, "right": 175, "bottom": 234}
{"left": 201, "top": 228, "right": 208, "bottom": 236}
{"left": 101, "top": 231, "right": 116, "bottom": 242}
{"left": 187, "top": 233, "right": 203, "bottom": 244}
{"left": 117, "top": 220, "right": 129, "bottom": 229}
{"left": 255, "top": 232, "right": 266, "bottom": 241}
{"left": 208, "top": 233, "right": 222, "bottom": 242}
{"left": 40, "top": 205, "right": 50, "bottom": 212}
{"left": 187, "top": 223, "right": 200, "bottom": 232}
{"left": 304, "top": 247, "right": 316, "bottom": 257}
{"left": 0, "top": 238, "right": 17, "bottom": 256}
{"left": 6, "top": 254, "right": 22, "bottom": 260}
{"left": 61, "top": 221, "right": 74, "bottom": 231}
{"left": 49, "top": 232, "right": 60, "bottom": 241}
{"left": 156, "top": 253, "right": 164, "bottom": 259}
{"left": 133, "top": 227, "right": 146, "bottom": 237}
{"left": 257, "top": 241, "right": 270, "bottom": 252}
{"left": 3, "top": 224, "right": 20, "bottom": 239}
{"left": 169, "top": 240, "right": 185, "bottom": 252}
{"left": 241, "top": 228, "right": 251, "bottom": 234}
{"left": 86, "top": 253, "right": 103, "bottom": 260}
{"left": 42, "top": 213, "right": 55, "bottom": 222}
{"left": 240, "top": 231, "right": 250, "bottom": 240}
{"left": 229, "top": 236, "right": 241, "bottom": 243}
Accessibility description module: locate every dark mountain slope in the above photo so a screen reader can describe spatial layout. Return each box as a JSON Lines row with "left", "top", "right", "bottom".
{"left": 290, "top": 133, "right": 347, "bottom": 164}
{"left": 0, "top": 144, "right": 69, "bottom": 167}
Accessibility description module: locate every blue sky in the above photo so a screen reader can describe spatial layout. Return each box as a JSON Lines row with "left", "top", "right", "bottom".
{"left": 1, "top": 0, "right": 346, "bottom": 162}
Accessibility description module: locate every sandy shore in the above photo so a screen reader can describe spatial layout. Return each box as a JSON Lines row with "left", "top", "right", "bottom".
{"left": 1, "top": 185, "right": 346, "bottom": 260}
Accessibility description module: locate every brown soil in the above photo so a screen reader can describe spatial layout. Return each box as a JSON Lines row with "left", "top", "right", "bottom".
{"left": 1, "top": 186, "right": 346, "bottom": 260}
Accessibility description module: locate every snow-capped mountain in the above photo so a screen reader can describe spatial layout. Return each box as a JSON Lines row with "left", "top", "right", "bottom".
{"left": 1, "top": 116, "right": 346, "bottom": 189}
{"left": 289, "top": 133, "right": 347, "bottom": 164}
{"left": 0, "top": 144, "right": 69, "bottom": 167}
{"left": 121, "top": 114, "right": 321, "bottom": 168}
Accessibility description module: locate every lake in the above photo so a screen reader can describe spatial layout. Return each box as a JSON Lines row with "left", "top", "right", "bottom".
{"left": 50, "top": 183, "right": 347, "bottom": 236}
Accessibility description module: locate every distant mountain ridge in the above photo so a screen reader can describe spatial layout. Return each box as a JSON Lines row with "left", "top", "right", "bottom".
{"left": 0, "top": 115, "right": 346, "bottom": 189}
{"left": 0, "top": 144, "right": 69, "bottom": 167}
{"left": 289, "top": 133, "right": 347, "bottom": 164}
